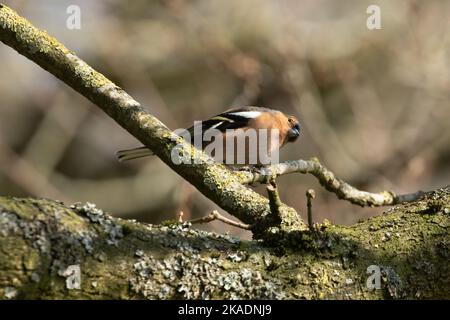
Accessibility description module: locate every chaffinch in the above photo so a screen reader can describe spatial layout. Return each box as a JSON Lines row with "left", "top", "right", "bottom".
{"left": 117, "top": 106, "right": 301, "bottom": 165}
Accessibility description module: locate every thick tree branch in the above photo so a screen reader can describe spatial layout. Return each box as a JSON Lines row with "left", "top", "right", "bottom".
{"left": 0, "top": 193, "right": 448, "bottom": 299}
{"left": 237, "top": 158, "right": 433, "bottom": 207}
{"left": 0, "top": 4, "right": 304, "bottom": 236}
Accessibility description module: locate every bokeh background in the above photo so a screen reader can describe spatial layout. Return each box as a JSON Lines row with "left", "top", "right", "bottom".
{"left": 1, "top": 0, "right": 449, "bottom": 239}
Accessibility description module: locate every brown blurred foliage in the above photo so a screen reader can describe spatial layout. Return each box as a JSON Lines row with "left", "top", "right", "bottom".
{"left": 1, "top": 0, "right": 449, "bottom": 238}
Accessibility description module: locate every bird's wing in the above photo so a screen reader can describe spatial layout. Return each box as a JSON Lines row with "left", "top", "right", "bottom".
{"left": 186, "top": 107, "right": 266, "bottom": 137}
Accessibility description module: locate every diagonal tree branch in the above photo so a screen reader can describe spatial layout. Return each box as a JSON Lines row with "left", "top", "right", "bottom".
{"left": 0, "top": 4, "right": 305, "bottom": 237}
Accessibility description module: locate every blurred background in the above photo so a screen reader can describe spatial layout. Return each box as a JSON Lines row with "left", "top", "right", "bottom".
{"left": 1, "top": 0, "right": 449, "bottom": 239}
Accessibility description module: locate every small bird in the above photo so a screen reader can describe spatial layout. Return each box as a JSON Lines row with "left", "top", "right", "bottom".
{"left": 116, "top": 106, "right": 301, "bottom": 165}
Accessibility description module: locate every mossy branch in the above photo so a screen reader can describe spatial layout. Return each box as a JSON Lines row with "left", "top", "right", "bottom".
{"left": 0, "top": 193, "right": 449, "bottom": 299}
{"left": 237, "top": 158, "right": 434, "bottom": 207}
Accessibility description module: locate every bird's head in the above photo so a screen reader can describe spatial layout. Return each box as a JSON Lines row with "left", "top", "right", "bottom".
{"left": 287, "top": 115, "right": 301, "bottom": 142}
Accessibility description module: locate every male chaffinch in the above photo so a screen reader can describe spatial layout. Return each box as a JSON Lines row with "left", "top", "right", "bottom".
{"left": 117, "top": 106, "right": 301, "bottom": 165}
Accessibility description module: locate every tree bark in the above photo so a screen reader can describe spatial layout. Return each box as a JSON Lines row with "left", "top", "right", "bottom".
{"left": 0, "top": 189, "right": 448, "bottom": 299}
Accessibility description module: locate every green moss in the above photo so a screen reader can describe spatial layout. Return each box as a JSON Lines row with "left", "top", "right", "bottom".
{"left": 160, "top": 219, "right": 179, "bottom": 226}
{"left": 1, "top": 187, "right": 449, "bottom": 299}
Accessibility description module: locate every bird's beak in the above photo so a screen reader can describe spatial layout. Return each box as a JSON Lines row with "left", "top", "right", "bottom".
{"left": 287, "top": 127, "right": 300, "bottom": 142}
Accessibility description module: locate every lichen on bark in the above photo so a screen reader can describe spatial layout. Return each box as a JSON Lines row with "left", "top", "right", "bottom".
{"left": 0, "top": 188, "right": 448, "bottom": 299}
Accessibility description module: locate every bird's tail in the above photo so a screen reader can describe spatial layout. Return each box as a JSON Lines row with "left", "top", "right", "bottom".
{"left": 116, "top": 146, "right": 153, "bottom": 162}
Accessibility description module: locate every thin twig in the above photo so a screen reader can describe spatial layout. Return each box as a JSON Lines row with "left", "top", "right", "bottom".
{"left": 178, "top": 211, "right": 184, "bottom": 223}
{"left": 266, "top": 179, "right": 282, "bottom": 220}
{"left": 189, "top": 210, "right": 251, "bottom": 230}
{"left": 236, "top": 158, "right": 432, "bottom": 207}
{"left": 306, "top": 189, "right": 316, "bottom": 229}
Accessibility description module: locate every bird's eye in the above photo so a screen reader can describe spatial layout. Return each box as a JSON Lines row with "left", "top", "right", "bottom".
{"left": 288, "top": 118, "right": 293, "bottom": 123}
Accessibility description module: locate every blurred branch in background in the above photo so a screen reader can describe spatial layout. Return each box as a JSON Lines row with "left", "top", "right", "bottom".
{"left": 0, "top": 136, "right": 70, "bottom": 202}
{"left": 21, "top": 91, "right": 89, "bottom": 178}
